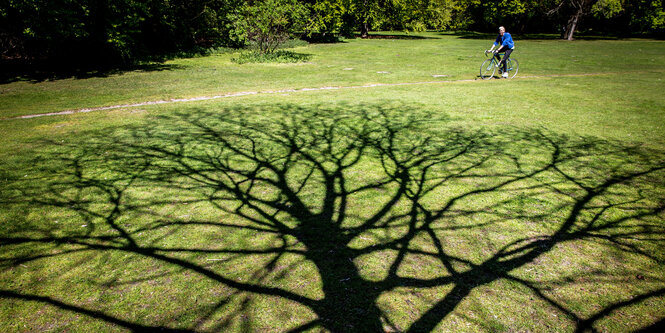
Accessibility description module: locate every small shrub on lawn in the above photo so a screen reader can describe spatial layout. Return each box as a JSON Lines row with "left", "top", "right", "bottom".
{"left": 231, "top": 50, "right": 311, "bottom": 64}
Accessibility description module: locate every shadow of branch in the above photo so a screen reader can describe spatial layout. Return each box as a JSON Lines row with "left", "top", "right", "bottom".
{"left": 1, "top": 103, "right": 664, "bottom": 331}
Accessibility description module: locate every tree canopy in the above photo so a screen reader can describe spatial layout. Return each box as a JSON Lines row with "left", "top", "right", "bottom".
{"left": 1, "top": 0, "right": 663, "bottom": 67}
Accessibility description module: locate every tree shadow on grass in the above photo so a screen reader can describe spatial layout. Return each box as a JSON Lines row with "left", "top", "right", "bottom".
{"left": 0, "top": 61, "right": 186, "bottom": 84}
{"left": 360, "top": 34, "right": 437, "bottom": 40}
{"left": 301, "top": 34, "right": 348, "bottom": 44}
{"left": 1, "top": 103, "right": 664, "bottom": 332}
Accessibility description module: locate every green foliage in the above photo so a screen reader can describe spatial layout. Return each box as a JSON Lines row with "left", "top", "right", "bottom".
{"left": 229, "top": 0, "right": 308, "bottom": 54}
{"left": 592, "top": 0, "right": 624, "bottom": 18}
{"left": 309, "top": 0, "right": 353, "bottom": 35}
{"left": 0, "top": 0, "right": 238, "bottom": 65}
{"left": 654, "top": 10, "right": 665, "bottom": 30}
{"left": 2, "top": 0, "right": 665, "bottom": 71}
{"left": 378, "top": 0, "right": 458, "bottom": 31}
{"left": 308, "top": 0, "right": 458, "bottom": 37}
{"left": 456, "top": 0, "right": 557, "bottom": 31}
{"left": 231, "top": 50, "right": 312, "bottom": 63}
{"left": 627, "top": 0, "right": 665, "bottom": 32}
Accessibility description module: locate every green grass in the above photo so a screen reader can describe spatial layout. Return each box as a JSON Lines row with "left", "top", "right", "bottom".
{"left": 3, "top": 31, "right": 665, "bottom": 118}
{"left": 1, "top": 32, "right": 665, "bottom": 332}
{"left": 231, "top": 50, "right": 313, "bottom": 64}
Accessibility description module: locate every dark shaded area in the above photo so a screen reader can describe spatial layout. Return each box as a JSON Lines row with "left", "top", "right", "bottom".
{"left": 0, "top": 0, "right": 239, "bottom": 83}
{"left": 300, "top": 33, "right": 347, "bottom": 44}
{"left": 452, "top": 31, "right": 623, "bottom": 41}
{"left": 575, "top": 288, "right": 665, "bottom": 333}
{"left": 1, "top": 104, "right": 664, "bottom": 331}
{"left": 0, "top": 60, "right": 186, "bottom": 84}
{"left": 450, "top": 31, "right": 498, "bottom": 40}
{"left": 460, "top": 1, "right": 665, "bottom": 39}
{"left": 358, "top": 34, "right": 437, "bottom": 40}
{"left": 636, "top": 317, "right": 665, "bottom": 332}
{"left": 0, "top": 290, "right": 193, "bottom": 332}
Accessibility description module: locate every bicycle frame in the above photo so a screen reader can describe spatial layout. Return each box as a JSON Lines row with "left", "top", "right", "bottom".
{"left": 480, "top": 51, "right": 518, "bottom": 80}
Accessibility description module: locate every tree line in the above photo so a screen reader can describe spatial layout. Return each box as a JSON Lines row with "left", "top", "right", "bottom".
{"left": 1, "top": 0, "right": 663, "bottom": 67}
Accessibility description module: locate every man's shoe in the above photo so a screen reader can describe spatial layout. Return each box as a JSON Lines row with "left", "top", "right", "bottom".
{"left": 502, "top": 72, "right": 509, "bottom": 78}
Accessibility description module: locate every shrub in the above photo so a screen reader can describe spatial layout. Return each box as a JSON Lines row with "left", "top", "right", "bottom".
{"left": 231, "top": 50, "right": 311, "bottom": 64}
{"left": 229, "top": 0, "right": 308, "bottom": 54}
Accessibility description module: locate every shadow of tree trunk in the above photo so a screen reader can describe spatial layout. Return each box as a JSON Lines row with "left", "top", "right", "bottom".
{"left": 1, "top": 103, "right": 664, "bottom": 332}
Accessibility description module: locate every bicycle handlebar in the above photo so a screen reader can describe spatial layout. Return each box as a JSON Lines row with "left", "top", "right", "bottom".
{"left": 484, "top": 50, "right": 504, "bottom": 57}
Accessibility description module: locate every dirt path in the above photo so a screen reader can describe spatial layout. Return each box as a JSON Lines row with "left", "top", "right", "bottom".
{"left": 5, "top": 73, "right": 611, "bottom": 120}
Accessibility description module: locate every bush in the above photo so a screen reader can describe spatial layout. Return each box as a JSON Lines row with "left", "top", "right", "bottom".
{"left": 231, "top": 50, "right": 311, "bottom": 64}
{"left": 229, "top": 0, "right": 308, "bottom": 54}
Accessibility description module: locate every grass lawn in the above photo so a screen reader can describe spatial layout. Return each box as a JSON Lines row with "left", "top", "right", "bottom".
{"left": 2, "top": 31, "right": 665, "bottom": 118}
{"left": 1, "top": 32, "right": 665, "bottom": 332}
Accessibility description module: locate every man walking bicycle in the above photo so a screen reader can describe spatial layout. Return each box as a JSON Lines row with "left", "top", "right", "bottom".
{"left": 487, "top": 26, "right": 515, "bottom": 78}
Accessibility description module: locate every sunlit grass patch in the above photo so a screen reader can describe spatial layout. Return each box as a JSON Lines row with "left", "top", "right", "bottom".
{"left": 1, "top": 34, "right": 665, "bottom": 331}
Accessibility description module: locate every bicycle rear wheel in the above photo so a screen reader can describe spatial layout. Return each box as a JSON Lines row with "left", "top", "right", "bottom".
{"left": 480, "top": 59, "right": 496, "bottom": 80}
{"left": 506, "top": 58, "right": 519, "bottom": 79}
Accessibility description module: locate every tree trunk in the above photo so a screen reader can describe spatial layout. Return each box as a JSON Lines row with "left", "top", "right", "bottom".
{"left": 295, "top": 219, "right": 384, "bottom": 332}
{"left": 564, "top": 7, "right": 584, "bottom": 40}
{"left": 360, "top": 0, "right": 369, "bottom": 38}
{"left": 360, "top": 22, "right": 369, "bottom": 38}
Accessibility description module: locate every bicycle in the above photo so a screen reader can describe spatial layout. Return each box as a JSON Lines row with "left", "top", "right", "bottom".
{"left": 480, "top": 50, "right": 519, "bottom": 80}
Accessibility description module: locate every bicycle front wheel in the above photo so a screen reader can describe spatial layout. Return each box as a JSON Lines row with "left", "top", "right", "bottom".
{"left": 480, "top": 59, "right": 496, "bottom": 80}
{"left": 506, "top": 58, "right": 519, "bottom": 79}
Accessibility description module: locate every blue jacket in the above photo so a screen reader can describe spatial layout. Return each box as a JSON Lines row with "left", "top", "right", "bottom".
{"left": 494, "top": 32, "right": 515, "bottom": 49}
